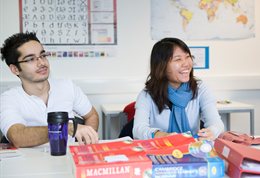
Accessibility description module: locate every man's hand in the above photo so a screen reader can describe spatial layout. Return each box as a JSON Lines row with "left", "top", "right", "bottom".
{"left": 74, "top": 124, "right": 99, "bottom": 145}
{"left": 68, "top": 107, "right": 99, "bottom": 144}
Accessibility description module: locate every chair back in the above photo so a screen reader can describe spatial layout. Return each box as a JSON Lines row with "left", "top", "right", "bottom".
{"left": 118, "top": 102, "right": 136, "bottom": 138}
{"left": 123, "top": 102, "right": 136, "bottom": 122}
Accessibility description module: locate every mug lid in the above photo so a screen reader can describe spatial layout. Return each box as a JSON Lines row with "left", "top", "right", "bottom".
{"left": 47, "top": 112, "right": 68, "bottom": 124}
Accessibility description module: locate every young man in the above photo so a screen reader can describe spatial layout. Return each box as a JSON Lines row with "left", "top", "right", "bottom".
{"left": 0, "top": 32, "right": 99, "bottom": 147}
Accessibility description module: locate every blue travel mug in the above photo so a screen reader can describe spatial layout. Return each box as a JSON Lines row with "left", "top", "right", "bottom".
{"left": 47, "top": 112, "right": 77, "bottom": 156}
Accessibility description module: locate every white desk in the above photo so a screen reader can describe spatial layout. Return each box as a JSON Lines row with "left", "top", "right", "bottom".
{"left": 217, "top": 101, "right": 254, "bottom": 136}
{"left": 0, "top": 138, "right": 133, "bottom": 178}
{"left": 1, "top": 139, "right": 259, "bottom": 178}
{"left": 0, "top": 144, "right": 74, "bottom": 178}
{"left": 101, "top": 101, "right": 255, "bottom": 139}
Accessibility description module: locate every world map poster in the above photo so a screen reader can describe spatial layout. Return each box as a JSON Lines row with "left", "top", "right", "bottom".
{"left": 151, "top": 0, "right": 255, "bottom": 40}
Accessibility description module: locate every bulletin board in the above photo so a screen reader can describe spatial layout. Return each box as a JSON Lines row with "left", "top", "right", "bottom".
{"left": 19, "top": 0, "right": 117, "bottom": 59}
{"left": 189, "top": 46, "right": 209, "bottom": 69}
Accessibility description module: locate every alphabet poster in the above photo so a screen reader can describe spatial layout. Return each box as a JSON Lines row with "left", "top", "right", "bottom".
{"left": 19, "top": 0, "right": 117, "bottom": 58}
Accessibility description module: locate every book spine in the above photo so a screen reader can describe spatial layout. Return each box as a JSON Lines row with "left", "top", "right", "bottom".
{"left": 207, "top": 158, "right": 225, "bottom": 177}
{"left": 148, "top": 155, "right": 224, "bottom": 178}
{"left": 75, "top": 162, "right": 152, "bottom": 178}
{"left": 152, "top": 163, "right": 208, "bottom": 178}
{"left": 152, "top": 161, "right": 224, "bottom": 178}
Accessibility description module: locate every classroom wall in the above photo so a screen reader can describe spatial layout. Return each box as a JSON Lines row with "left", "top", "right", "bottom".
{"left": 1, "top": 0, "right": 260, "bottom": 138}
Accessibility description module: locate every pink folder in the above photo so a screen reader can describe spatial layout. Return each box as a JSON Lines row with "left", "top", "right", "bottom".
{"left": 214, "top": 138, "right": 260, "bottom": 177}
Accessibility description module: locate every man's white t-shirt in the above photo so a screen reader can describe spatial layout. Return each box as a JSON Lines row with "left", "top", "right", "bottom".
{"left": 0, "top": 79, "right": 92, "bottom": 137}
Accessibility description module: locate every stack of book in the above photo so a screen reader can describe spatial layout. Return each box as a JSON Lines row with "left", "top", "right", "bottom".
{"left": 148, "top": 139, "right": 225, "bottom": 178}
{"left": 148, "top": 154, "right": 224, "bottom": 178}
{"left": 69, "top": 133, "right": 225, "bottom": 178}
{"left": 214, "top": 138, "right": 260, "bottom": 177}
{"left": 70, "top": 147, "right": 152, "bottom": 178}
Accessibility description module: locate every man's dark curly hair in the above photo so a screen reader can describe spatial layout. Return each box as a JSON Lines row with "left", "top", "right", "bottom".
{"left": 1, "top": 32, "right": 40, "bottom": 69}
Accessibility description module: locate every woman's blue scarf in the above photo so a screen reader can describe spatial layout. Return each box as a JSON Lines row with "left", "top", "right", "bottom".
{"left": 167, "top": 83, "right": 192, "bottom": 133}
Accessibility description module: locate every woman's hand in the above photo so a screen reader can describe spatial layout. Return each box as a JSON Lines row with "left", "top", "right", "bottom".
{"left": 197, "top": 128, "right": 214, "bottom": 141}
{"left": 154, "top": 131, "right": 170, "bottom": 138}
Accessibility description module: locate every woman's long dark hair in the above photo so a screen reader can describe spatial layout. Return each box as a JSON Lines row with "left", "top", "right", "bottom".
{"left": 145, "top": 38, "right": 198, "bottom": 113}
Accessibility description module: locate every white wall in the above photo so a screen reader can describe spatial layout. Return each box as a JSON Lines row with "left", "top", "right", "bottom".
{"left": 1, "top": 0, "right": 260, "bottom": 138}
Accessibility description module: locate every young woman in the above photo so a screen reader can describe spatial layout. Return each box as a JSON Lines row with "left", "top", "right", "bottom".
{"left": 133, "top": 38, "right": 224, "bottom": 140}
